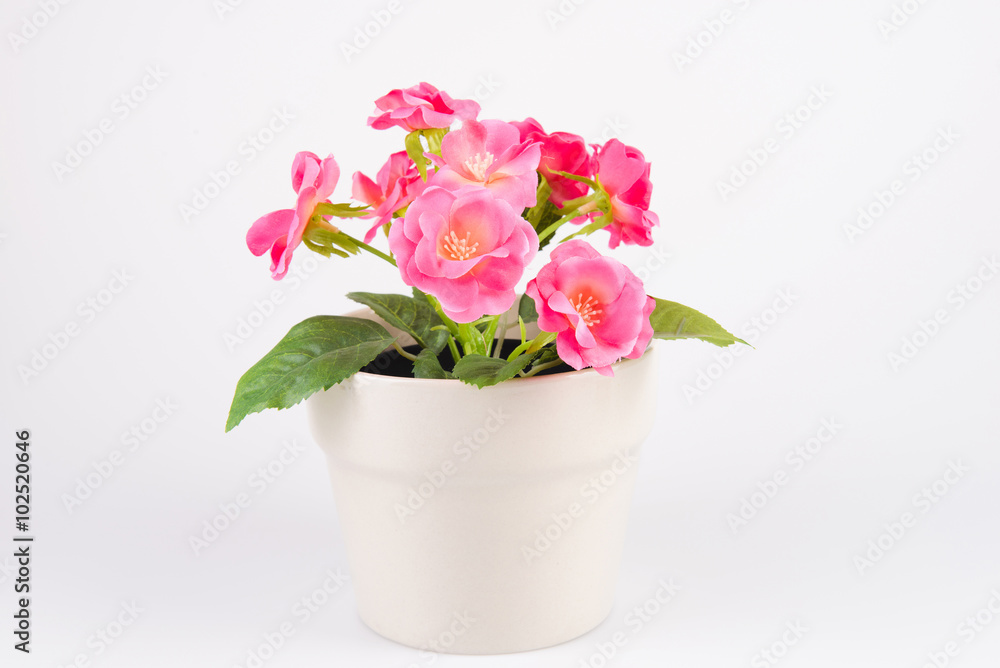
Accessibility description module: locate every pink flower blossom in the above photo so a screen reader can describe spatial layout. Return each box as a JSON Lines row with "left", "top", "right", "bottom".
{"left": 246, "top": 151, "right": 340, "bottom": 280}
{"left": 388, "top": 185, "right": 538, "bottom": 322}
{"left": 367, "top": 82, "right": 481, "bottom": 132}
{"left": 526, "top": 239, "right": 654, "bottom": 376}
{"left": 428, "top": 119, "right": 541, "bottom": 210}
{"left": 587, "top": 139, "right": 659, "bottom": 248}
{"left": 351, "top": 151, "right": 426, "bottom": 243}
{"left": 512, "top": 118, "right": 593, "bottom": 207}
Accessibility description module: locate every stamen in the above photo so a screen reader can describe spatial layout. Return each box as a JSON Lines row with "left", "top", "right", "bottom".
{"left": 463, "top": 152, "right": 495, "bottom": 181}
{"left": 441, "top": 230, "right": 480, "bottom": 261}
{"left": 570, "top": 293, "right": 603, "bottom": 326}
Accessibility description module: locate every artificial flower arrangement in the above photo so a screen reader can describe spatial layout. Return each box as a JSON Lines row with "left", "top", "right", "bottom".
{"left": 225, "top": 83, "right": 743, "bottom": 431}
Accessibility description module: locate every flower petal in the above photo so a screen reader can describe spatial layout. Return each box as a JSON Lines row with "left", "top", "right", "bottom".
{"left": 247, "top": 209, "right": 295, "bottom": 256}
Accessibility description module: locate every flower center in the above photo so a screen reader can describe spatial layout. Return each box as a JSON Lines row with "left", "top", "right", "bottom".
{"left": 463, "top": 152, "right": 495, "bottom": 181}
{"left": 441, "top": 230, "right": 480, "bottom": 261}
{"left": 570, "top": 293, "right": 603, "bottom": 327}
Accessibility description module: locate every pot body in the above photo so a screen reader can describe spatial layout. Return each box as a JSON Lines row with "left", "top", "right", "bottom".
{"left": 307, "top": 323, "right": 658, "bottom": 654}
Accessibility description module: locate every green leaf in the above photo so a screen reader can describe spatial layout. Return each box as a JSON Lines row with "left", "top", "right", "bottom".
{"left": 302, "top": 238, "right": 349, "bottom": 258}
{"left": 405, "top": 131, "right": 428, "bottom": 181}
{"left": 226, "top": 316, "right": 395, "bottom": 432}
{"left": 564, "top": 212, "right": 612, "bottom": 241}
{"left": 346, "top": 291, "right": 448, "bottom": 354}
{"left": 452, "top": 352, "right": 539, "bottom": 388}
{"left": 518, "top": 293, "right": 538, "bottom": 324}
{"left": 525, "top": 181, "right": 555, "bottom": 225}
{"left": 423, "top": 127, "right": 448, "bottom": 154}
{"left": 314, "top": 202, "right": 371, "bottom": 218}
{"left": 648, "top": 298, "right": 748, "bottom": 348}
{"left": 553, "top": 170, "right": 598, "bottom": 189}
{"left": 309, "top": 228, "right": 360, "bottom": 255}
{"left": 534, "top": 343, "right": 561, "bottom": 365}
{"left": 533, "top": 203, "right": 563, "bottom": 250}
{"left": 413, "top": 348, "right": 451, "bottom": 379}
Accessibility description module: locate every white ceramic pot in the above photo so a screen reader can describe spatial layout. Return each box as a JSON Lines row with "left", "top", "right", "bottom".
{"left": 306, "top": 310, "right": 658, "bottom": 654}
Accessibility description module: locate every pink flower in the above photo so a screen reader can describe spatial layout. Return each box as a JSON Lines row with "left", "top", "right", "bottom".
{"left": 247, "top": 151, "right": 340, "bottom": 280}
{"left": 388, "top": 185, "right": 538, "bottom": 322}
{"left": 526, "top": 240, "right": 654, "bottom": 376}
{"left": 351, "top": 151, "right": 426, "bottom": 243}
{"left": 587, "top": 139, "right": 659, "bottom": 249}
{"left": 512, "top": 118, "right": 593, "bottom": 207}
{"left": 428, "top": 119, "right": 541, "bottom": 210}
{"left": 367, "top": 82, "right": 481, "bottom": 132}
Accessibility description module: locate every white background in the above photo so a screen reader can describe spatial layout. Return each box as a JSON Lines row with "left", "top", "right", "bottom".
{"left": 2, "top": 0, "right": 999, "bottom": 666}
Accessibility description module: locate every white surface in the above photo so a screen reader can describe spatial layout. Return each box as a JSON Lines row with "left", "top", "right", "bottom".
{"left": 1, "top": 1, "right": 999, "bottom": 666}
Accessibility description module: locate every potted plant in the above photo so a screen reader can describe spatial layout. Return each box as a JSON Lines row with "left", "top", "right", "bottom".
{"left": 226, "top": 82, "right": 744, "bottom": 654}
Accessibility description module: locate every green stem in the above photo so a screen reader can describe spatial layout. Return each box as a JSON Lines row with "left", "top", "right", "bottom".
{"left": 391, "top": 341, "right": 418, "bottom": 362}
{"left": 425, "top": 294, "right": 460, "bottom": 337}
{"left": 506, "top": 340, "right": 532, "bottom": 361}
{"left": 525, "top": 180, "right": 553, "bottom": 226}
{"left": 521, "top": 359, "right": 564, "bottom": 378}
{"left": 423, "top": 293, "right": 480, "bottom": 361}
{"left": 537, "top": 199, "right": 600, "bottom": 242}
{"left": 506, "top": 331, "right": 556, "bottom": 361}
{"left": 537, "top": 210, "right": 578, "bottom": 242}
{"left": 527, "top": 332, "right": 557, "bottom": 353}
{"left": 457, "top": 323, "right": 485, "bottom": 356}
{"left": 336, "top": 232, "right": 396, "bottom": 266}
{"left": 558, "top": 194, "right": 593, "bottom": 211}
{"left": 490, "top": 312, "right": 508, "bottom": 358}
{"left": 446, "top": 335, "right": 461, "bottom": 364}
{"left": 482, "top": 315, "right": 500, "bottom": 357}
